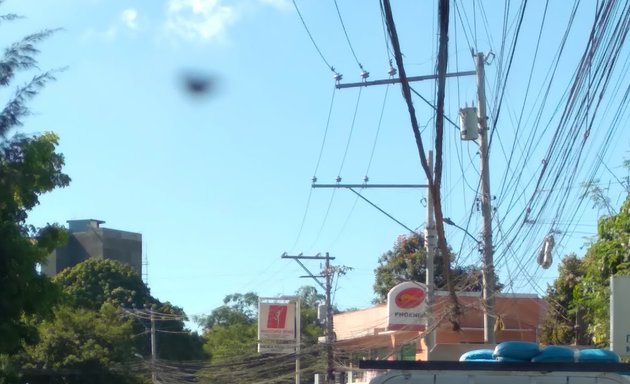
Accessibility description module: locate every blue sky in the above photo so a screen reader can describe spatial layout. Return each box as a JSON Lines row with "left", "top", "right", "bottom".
{"left": 4, "top": 0, "right": 629, "bottom": 326}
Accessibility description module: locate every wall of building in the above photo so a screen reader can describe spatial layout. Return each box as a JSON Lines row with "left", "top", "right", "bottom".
{"left": 333, "top": 292, "right": 546, "bottom": 363}
{"left": 43, "top": 219, "right": 142, "bottom": 277}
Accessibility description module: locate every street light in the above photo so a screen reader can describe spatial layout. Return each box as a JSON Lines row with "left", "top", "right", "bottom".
{"left": 443, "top": 217, "right": 482, "bottom": 250}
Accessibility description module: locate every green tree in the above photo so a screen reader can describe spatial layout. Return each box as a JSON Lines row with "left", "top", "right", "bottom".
{"left": 198, "top": 287, "right": 326, "bottom": 382}
{"left": 577, "top": 195, "right": 630, "bottom": 346}
{"left": 373, "top": 233, "right": 502, "bottom": 303}
{"left": 21, "top": 303, "right": 145, "bottom": 384}
{"left": 539, "top": 254, "right": 587, "bottom": 345}
{"left": 198, "top": 292, "right": 259, "bottom": 361}
{"left": 52, "top": 258, "right": 205, "bottom": 361}
{"left": 53, "top": 258, "right": 152, "bottom": 311}
{"left": 541, "top": 193, "right": 630, "bottom": 347}
{"left": 199, "top": 292, "right": 259, "bottom": 330}
{"left": 0, "top": 5, "right": 69, "bottom": 359}
{"left": 295, "top": 286, "right": 325, "bottom": 345}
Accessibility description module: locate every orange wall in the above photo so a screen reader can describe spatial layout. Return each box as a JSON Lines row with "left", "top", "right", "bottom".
{"left": 334, "top": 293, "right": 546, "bottom": 358}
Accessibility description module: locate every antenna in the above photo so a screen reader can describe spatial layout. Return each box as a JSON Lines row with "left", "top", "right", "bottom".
{"left": 142, "top": 242, "right": 149, "bottom": 286}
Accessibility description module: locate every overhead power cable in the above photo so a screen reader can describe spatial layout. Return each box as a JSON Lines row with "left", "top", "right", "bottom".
{"left": 348, "top": 187, "right": 417, "bottom": 234}
{"left": 332, "top": 0, "right": 365, "bottom": 71}
{"left": 292, "top": 85, "right": 337, "bottom": 250}
{"left": 337, "top": 87, "right": 363, "bottom": 178}
{"left": 292, "top": 0, "right": 338, "bottom": 75}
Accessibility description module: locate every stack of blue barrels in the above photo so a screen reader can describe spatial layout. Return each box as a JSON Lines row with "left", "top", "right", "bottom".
{"left": 459, "top": 341, "right": 621, "bottom": 363}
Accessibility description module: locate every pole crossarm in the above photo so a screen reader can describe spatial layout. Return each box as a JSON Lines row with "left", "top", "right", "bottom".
{"left": 312, "top": 183, "right": 428, "bottom": 189}
{"left": 282, "top": 254, "right": 336, "bottom": 260}
{"left": 335, "top": 70, "right": 475, "bottom": 89}
{"left": 282, "top": 254, "right": 326, "bottom": 290}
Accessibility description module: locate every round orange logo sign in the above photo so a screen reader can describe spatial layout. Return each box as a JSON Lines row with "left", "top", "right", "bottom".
{"left": 395, "top": 287, "right": 425, "bottom": 309}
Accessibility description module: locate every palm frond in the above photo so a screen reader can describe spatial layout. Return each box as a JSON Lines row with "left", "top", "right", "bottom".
{"left": 0, "top": 29, "right": 60, "bottom": 86}
{"left": 0, "top": 13, "right": 23, "bottom": 24}
{"left": 0, "top": 71, "right": 59, "bottom": 136}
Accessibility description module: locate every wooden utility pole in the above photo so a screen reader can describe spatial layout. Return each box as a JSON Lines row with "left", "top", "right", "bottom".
{"left": 324, "top": 254, "right": 334, "bottom": 384}
{"left": 295, "top": 298, "right": 301, "bottom": 384}
{"left": 476, "top": 51, "right": 496, "bottom": 344}
{"left": 281, "top": 252, "right": 336, "bottom": 383}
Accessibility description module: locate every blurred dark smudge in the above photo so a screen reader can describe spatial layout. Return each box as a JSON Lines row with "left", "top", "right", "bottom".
{"left": 179, "top": 69, "right": 221, "bottom": 99}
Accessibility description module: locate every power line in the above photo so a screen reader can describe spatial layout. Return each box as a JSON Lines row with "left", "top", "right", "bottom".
{"left": 332, "top": 0, "right": 365, "bottom": 71}
{"left": 291, "top": 0, "right": 337, "bottom": 74}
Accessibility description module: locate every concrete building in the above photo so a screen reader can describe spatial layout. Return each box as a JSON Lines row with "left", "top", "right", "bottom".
{"left": 333, "top": 291, "right": 547, "bottom": 383}
{"left": 43, "top": 219, "right": 142, "bottom": 277}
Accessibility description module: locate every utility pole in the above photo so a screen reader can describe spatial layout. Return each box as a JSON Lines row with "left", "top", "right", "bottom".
{"left": 121, "top": 306, "right": 184, "bottom": 383}
{"left": 476, "top": 51, "right": 496, "bottom": 344}
{"left": 324, "top": 254, "right": 334, "bottom": 384}
{"left": 150, "top": 310, "right": 157, "bottom": 383}
{"left": 281, "top": 252, "right": 336, "bottom": 384}
{"left": 425, "top": 151, "right": 436, "bottom": 359}
{"left": 295, "top": 298, "right": 301, "bottom": 384}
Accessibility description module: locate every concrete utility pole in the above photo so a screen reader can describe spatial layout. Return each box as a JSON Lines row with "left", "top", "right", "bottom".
{"left": 476, "top": 51, "right": 496, "bottom": 344}
{"left": 150, "top": 310, "right": 157, "bottom": 383}
{"left": 425, "top": 151, "right": 437, "bottom": 359}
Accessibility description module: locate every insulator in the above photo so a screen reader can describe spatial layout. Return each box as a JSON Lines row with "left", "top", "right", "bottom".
{"left": 360, "top": 70, "right": 370, "bottom": 80}
{"left": 336, "top": 176, "right": 342, "bottom": 183}
{"left": 334, "top": 72, "right": 343, "bottom": 82}
{"left": 388, "top": 65, "right": 397, "bottom": 77}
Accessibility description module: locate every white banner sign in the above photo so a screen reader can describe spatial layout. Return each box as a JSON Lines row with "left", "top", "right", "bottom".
{"left": 257, "top": 340, "right": 296, "bottom": 354}
{"left": 387, "top": 281, "right": 427, "bottom": 331}
{"left": 610, "top": 276, "right": 630, "bottom": 357}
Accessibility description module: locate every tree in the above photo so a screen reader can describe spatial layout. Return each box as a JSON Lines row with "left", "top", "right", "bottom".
{"left": 198, "top": 287, "right": 326, "bottom": 382}
{"left": 53, "top": 258, "right": 152, "bottom": 311}
{"left": 198, "top": 292, "right": 259, "bottom": 330}
{"left": 52, "top": 258, "right": 206, "bottom": 361}
{"left": 295, "top": 286, "right": 325, "bottom": 345}
{"left": 0, "top": 5, "right": 69, "bottom": 358}
{"left": 539, "top": 254, "right": 587, "bottom": 345}
{"left": 541, "top": 193, "right": 630, "bottom": 347}
{"left": 373, "top": 233, "right": 502, "bottom": 303}
{"left": 21, "top": 303, "right": 144, "bottom": 384}
{"left": 577, "top": 195, "right": 630, "bottom": 346}
{"left": 198, "top": 292, "right": 259, "bottom": 361}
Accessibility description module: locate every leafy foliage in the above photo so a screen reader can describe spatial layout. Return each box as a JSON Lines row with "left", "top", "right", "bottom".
{"left": 198, "top": 287, "right": 326, "bottom": 383}
{"left": 577, "top": 195, "right": 630, "bottom": 346}
{"left": 198, "top": 291, "right": 259, "bottom": 361}
{"left": 21, "top": 303, "right": 145, "bottom": 384}
{"left": 373, "top": 233, "right": 502, "bottom": 303}
{"left": 52, "top": 258, "right": 206, "bottom": 361}
{"left": 53, "top": 258, "right": 152, "bottom": 311}
{"left": 199, "top": 292, "right": 259, "bottom": 329}
{"left": 539, "top": 254, "right": 587, "bottom": 345}
{"left": 541, "top": 194, "right": 630, "bottom": 347}
{"left": 0, "top": 6, "right": 69, "bottom": 361}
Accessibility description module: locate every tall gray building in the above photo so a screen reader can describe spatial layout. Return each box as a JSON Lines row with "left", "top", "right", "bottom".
{"left": 43, "top": 219, "right": 142, "bottom": 277}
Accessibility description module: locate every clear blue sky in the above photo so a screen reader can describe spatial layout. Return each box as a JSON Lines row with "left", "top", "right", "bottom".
{"left": 5, "top": 0, "right": 629, "bottom": 326}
